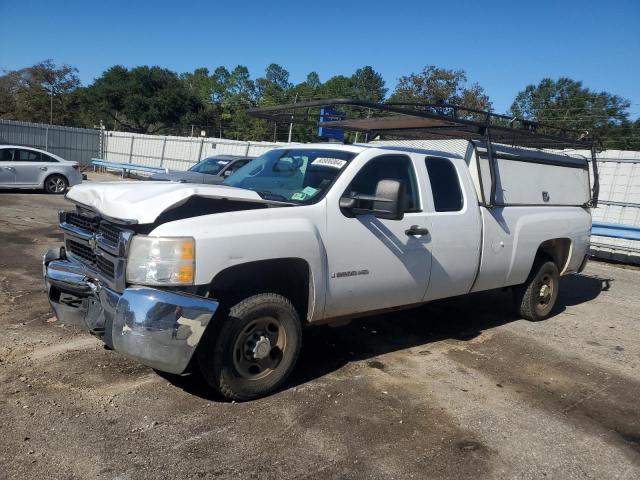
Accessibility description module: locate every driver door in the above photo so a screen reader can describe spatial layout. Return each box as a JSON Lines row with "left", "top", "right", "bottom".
{"left": 324, "top": 153, "right": 432, "bottom": 318}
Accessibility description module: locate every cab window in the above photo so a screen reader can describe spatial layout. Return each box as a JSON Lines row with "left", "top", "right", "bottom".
{"left": 345, "top": 154, "right": 419, "bottom": 212}
{"left": 425, "top": 157, "right": 463, "bottom": 212}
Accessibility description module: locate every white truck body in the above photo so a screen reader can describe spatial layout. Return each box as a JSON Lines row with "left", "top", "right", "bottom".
{"left": 43, "top": 140, "right": 591, "bottom": 398}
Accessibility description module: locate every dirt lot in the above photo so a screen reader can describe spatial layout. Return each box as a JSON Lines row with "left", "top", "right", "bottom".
{"left": 1, "top": 183, "right": 639, "bottom": 479}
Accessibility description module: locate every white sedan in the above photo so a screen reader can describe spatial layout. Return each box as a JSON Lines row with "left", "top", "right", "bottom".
{"left": 0, "top": 145, "right": 83, "bottom": 194}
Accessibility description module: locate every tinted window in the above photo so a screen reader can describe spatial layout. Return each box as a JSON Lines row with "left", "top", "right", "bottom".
{"left": 15, "top": 149, "right": 41, "bottom": 162}
{"left": 0, "top": 149, "right": 13, "bottom": 162}
{"left": 41, "top": 154, "right": 58, "bottom": 163}
{"left": 346, "top": 155, "right": 419, "bottom": 211}
{"left": 189, "top": 158, "right": 228, "bottom": 175}
{"left": 425, "top": 157, "right": 463, "bottom": 212}
{"left": 224, "top": 160, "right": 248, "bottom": 176}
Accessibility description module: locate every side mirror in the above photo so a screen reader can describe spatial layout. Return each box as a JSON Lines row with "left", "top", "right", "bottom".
{"left": 339, "top": 178, "right": 405, "bottom": 221}
{"left": 372, "top": 179, "right": 405, "bottom": 220}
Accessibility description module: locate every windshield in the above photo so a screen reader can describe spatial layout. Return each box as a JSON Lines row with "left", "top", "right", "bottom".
{"left": 189, "top": 157, "right": 232, "bottom": 175}
{"left": 223, "top": 148, "right": 356, "bottom": 203}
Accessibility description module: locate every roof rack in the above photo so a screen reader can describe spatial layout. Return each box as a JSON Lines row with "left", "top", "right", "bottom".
{"left": 248, "top": 98, "right": 599, "bottom": 206}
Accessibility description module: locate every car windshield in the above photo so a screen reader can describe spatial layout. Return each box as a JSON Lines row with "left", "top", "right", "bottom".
{"left": 189, "top": 158, "right": 232, "bottom": 175}
{"left": 223, "top": 148, "right": 356, "bottom": 203}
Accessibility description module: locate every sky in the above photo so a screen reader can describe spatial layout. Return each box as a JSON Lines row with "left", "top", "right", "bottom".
{"left": 1, "top": 0, "right": 639, "bottom": 117}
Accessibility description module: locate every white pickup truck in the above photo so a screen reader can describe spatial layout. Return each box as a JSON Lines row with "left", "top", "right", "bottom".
{"left": 43, "top": 139, "right": 592, "bottom": 400}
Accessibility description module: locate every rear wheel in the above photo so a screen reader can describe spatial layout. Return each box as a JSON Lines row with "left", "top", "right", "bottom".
{"left": 44, "top": 174, "right": 68, "bottom": 194}
{"left": 198, "top": 293, "right": 302, "bottom": 401}
{"left": 514, "top": 260, "right": 559, "bottom": 321}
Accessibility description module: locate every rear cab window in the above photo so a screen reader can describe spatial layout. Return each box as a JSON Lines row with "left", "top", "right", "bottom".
{"left": 425, "top": 157, "right": 464, "bottom": 212}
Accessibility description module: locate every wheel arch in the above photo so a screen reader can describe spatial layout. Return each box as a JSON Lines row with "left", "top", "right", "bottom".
{"left": 42, "top": 172, "right": 68, "bottom": 189}
{"left": 208, "top": 257, "right": 314, "bottom": 323}
{"left": 535, "top": 238, "right": 573, "bottom": 274}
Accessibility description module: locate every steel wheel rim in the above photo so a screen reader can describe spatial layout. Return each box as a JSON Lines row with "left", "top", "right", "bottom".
{"left": 47, "top": 177, "right": 65, "bottom": 193}
{"left": 537, "top": 273, "right": 554, "bottom": 309}
{"left": 232, "top": 316, "right": 287, "bottom": 381}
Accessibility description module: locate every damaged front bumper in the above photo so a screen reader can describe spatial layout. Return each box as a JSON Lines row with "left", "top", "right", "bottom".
{"left": 43, "top": 248, "right": 218, "bottom": 374}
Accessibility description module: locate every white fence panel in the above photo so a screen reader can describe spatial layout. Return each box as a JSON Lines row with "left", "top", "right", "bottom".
{"left": 103, "top": 131, "right": 287, "bottom": 171}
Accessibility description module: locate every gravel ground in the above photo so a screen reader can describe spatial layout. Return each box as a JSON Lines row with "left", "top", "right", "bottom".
{"left": 1, "top": 179, "right": 639, "bottom": 479}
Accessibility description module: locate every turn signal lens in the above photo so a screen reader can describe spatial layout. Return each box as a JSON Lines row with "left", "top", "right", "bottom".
{"left": 177, "top": 265, "right": 194, "bottom": 283}
{"left": 180, "top": 241, "right": 194, "bottom": 260}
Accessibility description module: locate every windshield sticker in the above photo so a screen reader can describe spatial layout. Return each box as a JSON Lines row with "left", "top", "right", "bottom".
{"left": 217, "top": 160, "right": 230, "bottom": 165}
{"left": 302, "top": 186, "right": 319, "bottom": 197}
{"left": 291, "top": 192, "right": 307, "bottom": 201}
{"left": 311, "top": 158, "right": 347, "bottom": 169}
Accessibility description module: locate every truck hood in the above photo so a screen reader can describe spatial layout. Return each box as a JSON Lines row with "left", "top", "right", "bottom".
{"left": 66, "top": 181, "right": 282, "bottom": 224}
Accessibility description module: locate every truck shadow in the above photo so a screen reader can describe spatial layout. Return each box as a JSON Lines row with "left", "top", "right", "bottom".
{"left": 164, "top": 272, "right": 611, "bottom": 401}
{"left": 287, "top": 272, "right": 612, "bottom": 390}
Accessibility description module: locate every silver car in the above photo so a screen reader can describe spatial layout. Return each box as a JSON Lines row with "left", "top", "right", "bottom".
{"left": 149, "top": 155, "right": 254, "bottom": 184}
{"left": 0, "top": 145, "right": 83, "bottom": 194}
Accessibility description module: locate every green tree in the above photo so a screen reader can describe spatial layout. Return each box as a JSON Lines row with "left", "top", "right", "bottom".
{"left": 390, "top": 65, "right": 491, "bottom": 114}
{"left": 0, "top": 59, "right": 81, "bottom": 125}
{"left": 256, "top": 63, "right": 293, "bottom": 106}
{"left": 318, "top": 75, "right": 354, "bottom": 99}
{"left": 351, "top": 66, "right": 386, "bottom": 102}
{"left": 510, "top": 77, "right": 637, "bottom": 149}
{"left": 82, "top": 65, "right": 199, "bottom": 133}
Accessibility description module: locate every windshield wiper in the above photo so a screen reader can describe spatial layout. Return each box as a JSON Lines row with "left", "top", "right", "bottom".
{"left": 253, "top": 190, "right": 295, "bottom": 204}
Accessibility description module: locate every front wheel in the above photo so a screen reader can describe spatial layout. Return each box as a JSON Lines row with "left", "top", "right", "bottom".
{"left": 44, "top": 174, "right": 68, "bottom": 194}
{"left": 513, "top": 260, "right": 560, "bottom": 321}
{"left": 198, "top": 293, "right": 302, "bottom": 401}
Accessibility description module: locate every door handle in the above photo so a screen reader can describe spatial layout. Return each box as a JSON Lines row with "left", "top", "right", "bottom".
{"left": 405, "top": 225, "right": 430, "bottom": 236}
{"left": 40, "top": 166, "right": 48, "bottom": 171}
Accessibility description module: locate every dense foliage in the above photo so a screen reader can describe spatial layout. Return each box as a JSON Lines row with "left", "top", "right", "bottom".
{"left": 0, "top": 60, "right": 638, "bottom": 148}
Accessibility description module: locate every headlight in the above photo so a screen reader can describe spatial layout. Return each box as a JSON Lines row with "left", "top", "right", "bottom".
{"left": 126, "top": 236, "right": 195, "bottom": 285}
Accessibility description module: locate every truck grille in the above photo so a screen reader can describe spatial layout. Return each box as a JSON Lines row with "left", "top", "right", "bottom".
{"left": 61, "top": 210, "right": 131, "bottom": 290}
{"left": 98, "top": 222, "right": 121, "bottom": 245}
{"left": 96, "top": 255, "right": 116, "bottom": 279}
{"left": 67, "top": 239, "right": 96, "bottom": 263}
{"left": 66, "top": 239, "right": 116, "bottom": 280}
{"left": 66, "top": 212, "right": 99, "bottom": 233}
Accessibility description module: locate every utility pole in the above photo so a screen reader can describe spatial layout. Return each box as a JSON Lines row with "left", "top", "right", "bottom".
{"left": 49, "top": 85, "right": 54, "bottom": 125}
{"left": 287, "top": 93, "right": 298, "bottom": 143}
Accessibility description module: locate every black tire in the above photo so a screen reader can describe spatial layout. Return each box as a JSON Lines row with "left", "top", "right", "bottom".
{"left": 44, "top": 174, "right": 68, "bottom": 194}
{"left": 513, "top": 259, "right": 560, "bottom": 321}
{"left": 198, "top": 293, "right": 302, "bottom": 401}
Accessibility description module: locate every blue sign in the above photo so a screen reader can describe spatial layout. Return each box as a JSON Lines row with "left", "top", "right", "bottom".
{"left": 318, "top": 108, "right": 345, "bottom": 140}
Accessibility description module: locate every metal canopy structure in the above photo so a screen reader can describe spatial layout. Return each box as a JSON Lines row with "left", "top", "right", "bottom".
{"left": 248, "top": 98, "right": 599, "bottom": 206}
{"left": 247, "top": 98, "right": 597, "bottom": 149}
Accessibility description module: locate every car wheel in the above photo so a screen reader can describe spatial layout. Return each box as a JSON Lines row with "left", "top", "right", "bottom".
{"left": 198, "top": 293, "right": 302, "bottom": 401}
{"left": 44, "top": 174, "right": 68, "bottom": 194}
{"left": 513, "top": 259, "right": 560, "bottom": 321}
